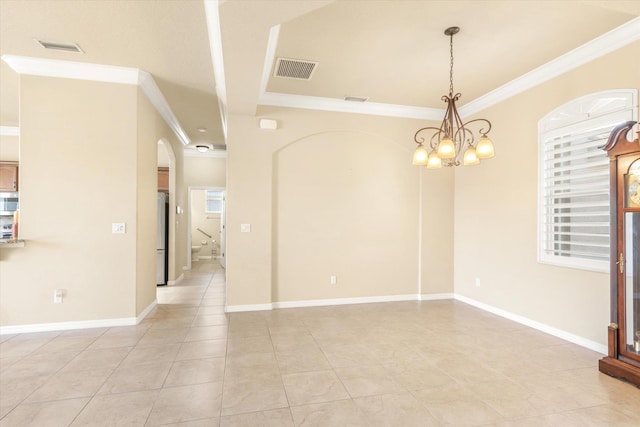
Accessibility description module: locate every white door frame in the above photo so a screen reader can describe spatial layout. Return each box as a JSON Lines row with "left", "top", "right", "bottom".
{"left": 187, "top": 186, "right": 226, "bottom": 270}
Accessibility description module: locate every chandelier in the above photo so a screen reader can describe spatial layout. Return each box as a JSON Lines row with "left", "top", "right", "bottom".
{"left": 412, "top": 26, "right": 495, "bottom": 168}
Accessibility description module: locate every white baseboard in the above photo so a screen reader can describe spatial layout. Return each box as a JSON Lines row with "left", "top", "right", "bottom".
{"left": 272, "top": 294, "right": 418, "bottom": 309}
{"left": 420, "top": 293, "right": 455, "bottom": 301}
{"left": 226, "top": 294, "right": 418, "bottom": 312}
{"left": 167, "top": 273, "right": 184, "bottom": 286}
{"left": 0, "top": 316, "right": 136, "bottom": 335}
{"left": 198, "top": 255, "right": 213, "bottom": 260}
{"left": 0, "top": 299, "right": 158, "bottom": 335}
{"left": 225, "top": 303, "right": 273, "bottom": 313}
{"left": 454, "top": 294, "right": 607, "bottom": 354}
{"left": 136, "top": 299, "right": 157, "bottom": 323}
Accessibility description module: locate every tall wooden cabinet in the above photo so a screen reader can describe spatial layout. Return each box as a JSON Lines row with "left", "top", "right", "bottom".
{"left": 599, "top": 120, "right": 640, "bottom": 387}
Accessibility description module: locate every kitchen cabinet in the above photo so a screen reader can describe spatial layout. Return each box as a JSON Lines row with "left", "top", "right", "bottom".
{"left": 0, "top": 163, "right": 18, "bottom": 192}
{"left": 599, "top": 120, "right": 640, "bottom": 387}
{"left": 158, "top": 167, "right": 169, "bottom": 192}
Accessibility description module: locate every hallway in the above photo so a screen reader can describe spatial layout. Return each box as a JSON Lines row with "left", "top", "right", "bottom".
{"left": 1, "top": 260, "right": 640, "bottom": 426}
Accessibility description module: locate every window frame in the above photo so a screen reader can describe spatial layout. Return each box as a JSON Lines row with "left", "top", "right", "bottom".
{"left": 205, "top": 190, "right": 224, "bottom": 214}
{"left": 537, "top": 89, "right": 638, "bottom": 273}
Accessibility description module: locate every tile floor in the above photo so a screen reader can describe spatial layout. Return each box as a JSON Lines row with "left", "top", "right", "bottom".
{"left": 1, "top": 260, "right": 639, "bottom": 426}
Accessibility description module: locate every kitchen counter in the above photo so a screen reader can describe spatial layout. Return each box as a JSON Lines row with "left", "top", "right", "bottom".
{"left": 0, "top": 239, "right": 25, "bottom": 248}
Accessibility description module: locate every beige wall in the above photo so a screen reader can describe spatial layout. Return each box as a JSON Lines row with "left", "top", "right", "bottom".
{"left": 1, "top": 76, "right": 138, "bottom": 325}
{"left": 453, "top": 40, "right": 640, "bottom": 346}
{"left": 225, "top": 109, "right": 453, "bottom": 307}
{"left": 184, "top": 156, "right": 226, "bottom": 188}
{"left": 0, "top": 75, "right": 181, "bottom": 327}
{"left": 0, "top": 135, "right": 19, "bottom": 161}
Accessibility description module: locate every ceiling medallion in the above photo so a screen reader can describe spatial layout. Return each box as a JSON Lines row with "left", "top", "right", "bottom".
{"left": 412, "top": 26, "right": 495, "bottom": 168}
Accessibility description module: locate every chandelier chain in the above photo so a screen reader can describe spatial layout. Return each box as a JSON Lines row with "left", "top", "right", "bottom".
{"left": 449, "top": 32, "right": 454, "bottom": 97}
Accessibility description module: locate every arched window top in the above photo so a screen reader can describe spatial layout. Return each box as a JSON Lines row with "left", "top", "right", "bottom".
{"left": 537, "top": 89, "right": 638, "bottom": 272}
{"left": 540, "top": 90, "right": 637, "bottom": 134}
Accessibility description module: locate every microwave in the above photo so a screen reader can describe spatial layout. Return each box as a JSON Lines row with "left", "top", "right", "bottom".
{"left": 0, "top": 192, "right": 19, "bottom": 212}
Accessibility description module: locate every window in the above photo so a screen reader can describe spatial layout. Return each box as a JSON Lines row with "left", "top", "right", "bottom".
{"left": 538, "top": 90, "right": 637, "bottom": 272}
{"left": 205, "top": 190, "right": 224, "bottom": 214}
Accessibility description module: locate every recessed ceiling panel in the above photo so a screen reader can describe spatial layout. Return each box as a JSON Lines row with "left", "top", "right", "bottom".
{"left": 269, "top": 0, "right": 637, "bottom": 109}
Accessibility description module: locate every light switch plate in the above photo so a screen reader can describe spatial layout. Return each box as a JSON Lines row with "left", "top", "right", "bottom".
{"left": 240, "top": 224, "right": 251, "bottom": 233}
{"left": 112, "top": 223, "right": 126, "bottom": 234}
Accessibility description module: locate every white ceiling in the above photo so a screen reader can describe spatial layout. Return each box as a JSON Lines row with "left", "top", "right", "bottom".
{"left": 1, "top": 0, "right": 639, "bottom": 152}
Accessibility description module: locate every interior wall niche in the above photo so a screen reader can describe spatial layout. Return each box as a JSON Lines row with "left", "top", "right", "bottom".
{"left": 272, "top": 130, "right": 419, "bottom": 303}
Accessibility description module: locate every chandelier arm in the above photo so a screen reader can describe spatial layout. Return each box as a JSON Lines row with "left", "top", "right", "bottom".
{"left": 462, "top": 118, "right": 493, "bottom": 136}
{"left": 414, "top": 126, "right": 445, "bottom": 147}
{"left": 449, "top": 94, "right": 467, "bottom": 155}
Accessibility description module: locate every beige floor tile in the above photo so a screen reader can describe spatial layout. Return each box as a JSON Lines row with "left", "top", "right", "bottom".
{"left": 87, "top": 333, "right": 143, "bottom": 350}
{"left": 321, "top": 344, "right": 379, "bottom": 368}
{"left": 276, "top": 347, "right": 332, "bottom": 374}
{"left": 0, "top": 397, "right": 88, "bottom": 427}
{"left": 165, "top": 357, "right": 225, "bottom": 387}
{"left": 290, "top": 399, "right": 369, "bottom": 427}
{"left": 271, "top": 333, "right": 318, "bottom": 353}
{"left": 411, "top": 382, "right": 477, "bottom": 404}
{"left": 32, "top": 335, "right": 98, "bottom": 354}
{"left": 70, "top": 390, "right": 159, "bottom": 426}
{"left": 424, "top": 398, "right": 504, "bottom": 426}
{"left": 227, "top": 322, "right": 270, "bottom": 338}
{"left": 225, "top": 351, "right": 279, "bottom": 370}
{"left": 120, "top": 343, "right": 180, "bottom": 366}
{"left": 282, "top": 370, "right": 350, "bottom": 406}
{"left": 184, "top": 325, "right": 228, "bottom": 341}
{"left": 334, "top": 364, "right": 405, "bottom": 398}
{"left": 383, "top": 360, "right": 454, "bottom": 390}
{"left": 4, "top": 261, "right": 640, "bottom": 427}
{"left": 136, "top": 327, "right": 190, "bottom": 347}
{"left": 61, "top": 346, "right": 131, "bottom": 372}
{"left": 4, "top": 351, "right": 78, "bottom": 378}
{"left": 220, "top": 408, "right": 293, "bottom": 427}
{"left": 175, "top": 339, "right": 226, "bottom": 360}
{"left": 160, "top": 419, "right": 221, "bottom": 427}
{"left": 0, "top": 374, "right": 50, "bottom": 407}
{"left": 353, "top": 392, "right": 440, "bottom": 427}
{"left": 25, "top": 367, "right": 112, "bottom": 403}
{"left": 0, "top": 405, "right": 15, "bottom": 419}
{"left": 147, "top": 381, "right": 223, "bottom": 425}
{"left": 0, "top": 337, "right": 51, "bottom": 359}
{"left": 226, "top": 335, "right": 274, "bottom": 356}
{"left": 97, "top": 361, "right": 172, "bottom": 394}
{"left": 221, "top": 376, "right": 288, "bottom": 416}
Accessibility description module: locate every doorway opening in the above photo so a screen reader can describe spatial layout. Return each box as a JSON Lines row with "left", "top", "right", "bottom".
{"left": 188, "top": 186, "right": 226, "bottom": 270}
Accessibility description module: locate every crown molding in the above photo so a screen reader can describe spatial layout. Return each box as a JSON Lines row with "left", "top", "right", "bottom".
{"left": 137, "top": 71, "right": 190, "bottom": 145}
{"left": 259, "top": 17, "right": 640, "bottom": 120}
{"left": 204, "top": 0, "right": 228, "bottom": 140}
{"left": 260, "top": 91, "right": 444, "bottom": 120}
{"left": 0, "top": 126, "right": 19, "bottom": 136}
{"left": 1, "top": 54, "right": 190, "bottom": 145}
{"left": 459, "top": 16, "right": 640, "bottom": 117}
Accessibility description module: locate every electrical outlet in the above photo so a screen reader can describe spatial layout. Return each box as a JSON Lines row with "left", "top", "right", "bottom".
{"left": 475, "top": 277, "right": 481, "bottom": 287}
{"left": 53, "top": 289, "right": 63, "bottom": 303}
{"left": 241, "top": 224, "right": 251, "bottom": 233}
{"left": 330, "top": 275, "right": 337, "bottom": 285}
{"left": 112, "top": 223, "right": 126, "bottom": 234}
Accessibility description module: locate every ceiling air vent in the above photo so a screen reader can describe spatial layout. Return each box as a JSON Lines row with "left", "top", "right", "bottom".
{"left": 344, "top": 96, "right": 369, "bottom": 103}
{"left": 273, "top": 58, "right": 318, "bottom": 80}
{"left": 35, "top": 39, "right": 84, "bottom": 53}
